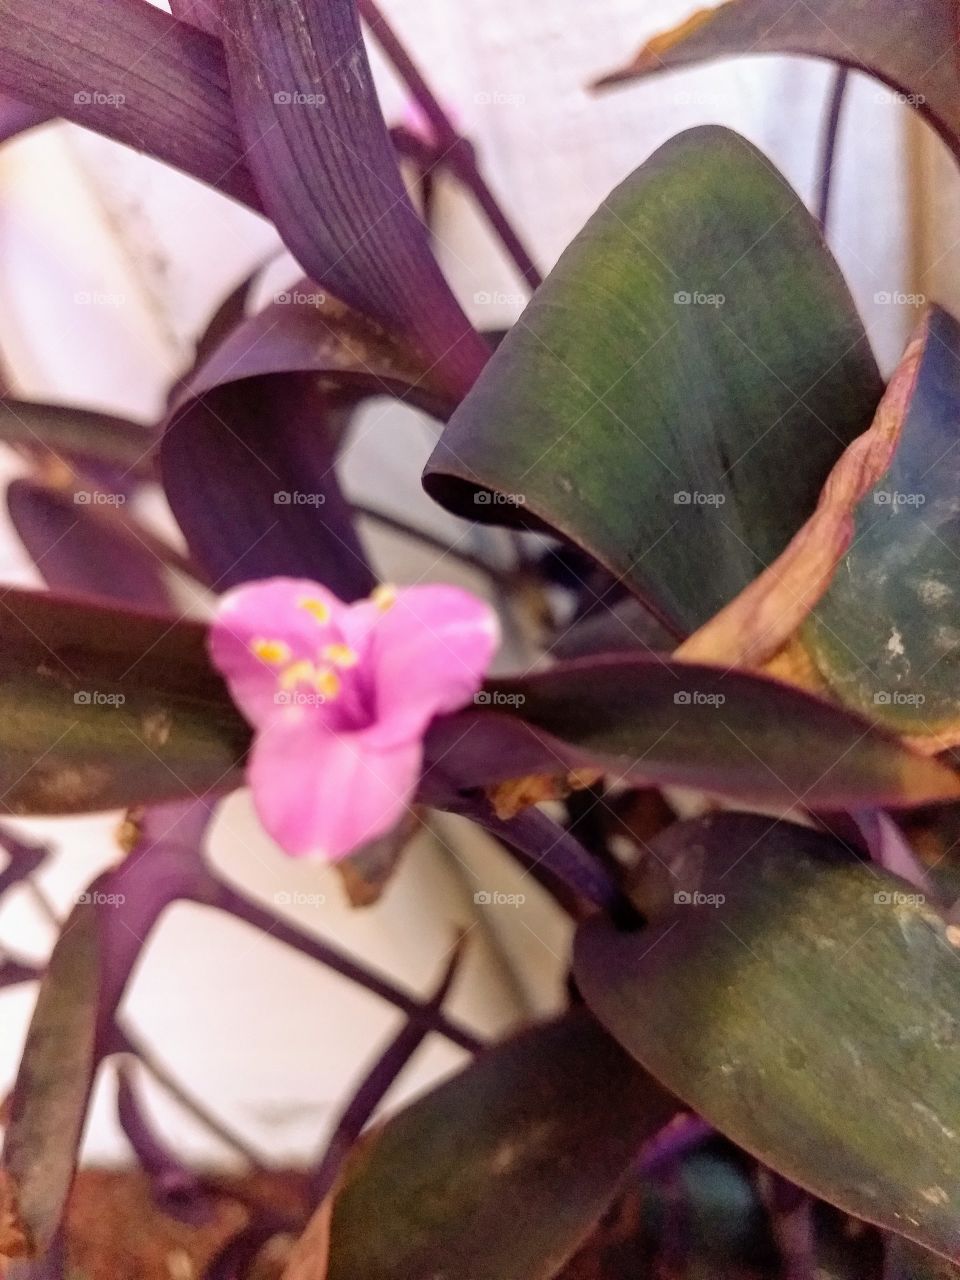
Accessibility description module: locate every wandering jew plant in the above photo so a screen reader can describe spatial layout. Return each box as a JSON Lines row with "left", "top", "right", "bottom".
{"left": 2, "top": 0, "right": 960, "bottom": 1276}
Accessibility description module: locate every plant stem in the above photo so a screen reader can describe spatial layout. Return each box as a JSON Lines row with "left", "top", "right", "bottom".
{"left": 209, "top": 877, "right": 485, "bottom": 1055}
{"left": 817, "top": 66, "right": 850, "bottom": 234}
{"left": 358, "top": 0, "right": 542, "bottom": 290}
{"left": 310, "top": 935, "right": 466, "bottom": 1201}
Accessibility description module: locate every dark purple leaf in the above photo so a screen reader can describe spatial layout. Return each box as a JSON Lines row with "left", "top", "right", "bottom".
{"left": 424, "top": 654, "right": 960, "bottom": 813}
{"left": 0, "top": 0, "right": 258, "bottom": 207}
{"left": 8, "top": 480, "right": 171, "bottom": 611}
{"left": 0, "top": 398, "right": 153, "bottom": 478}
{"left": 217, "top": 0, "right": 489, "bottom": 397}
{"left": 163, "top": 286, "right": 452, "bottom": 597}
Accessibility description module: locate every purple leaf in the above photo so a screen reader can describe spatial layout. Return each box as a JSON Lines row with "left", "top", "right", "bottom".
{"left": 0, "top": 0, "right": 258, "bottom": 208}
{"left": 163, "top": 286, "right": 453, "bottom": 597}
{"left": 217, "top": 0, "right": 489, "bottom": 397}
{"left": 8, "top": 480, "right": 171, "bottom": 611}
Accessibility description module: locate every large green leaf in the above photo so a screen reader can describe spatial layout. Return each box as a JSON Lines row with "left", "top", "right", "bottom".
{"left": 803, "top": 306, "right": 960, "bottom": 744}
{"left": 0, "top": 899, "right": 99, "bottom": 1258}
{"left": 0, "top": 589, "right": 247, "bottom": 814}
{"left": 328, "top": 1010, "right": 677, "bottom": 1280}
{"left": 595, "top": 0, "right": 960, "bottom": 165}
{"left": 427, "top": 654, "right": 960, "bottom": 811}
{"left": 424, "top": 126, "right": 882, "bottom": 635}
{"left": 574, "top": 813, "right": 960, "bottom": 1262}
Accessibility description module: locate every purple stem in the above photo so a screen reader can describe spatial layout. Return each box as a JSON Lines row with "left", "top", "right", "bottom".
{"left": 0, "top": 823, "right": 48, "bottom": 898}
{"left": 852, "top": 809, "right": 933, "bottom": 896}
{"left": 116, "top": 1064, "right": 216, "bottom": 1225}
{"left": 112, "top": 1025, "right": 263, "bottom": 1166}
{"left": 451, "top": 796, "right": 631, "bottom": 918}
{"left": 766, "top": 1174, "right": 817, "bottom": 1280}
{"left": 309, "top": 934, "right": 466, "bottom": 1202}
{"left": 209, "top": 877, "right": 484, "bottom": 1055}
{"left": 636, "top": 1113, "right": 713, "bottom": 1178}
{"left": 358, "top": 0, "right": 542, "bottom": 290}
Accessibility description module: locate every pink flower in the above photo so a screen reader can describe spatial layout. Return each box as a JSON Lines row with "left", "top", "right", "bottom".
{"left": 209, "top": 578, "right": 499, "bottom": 860}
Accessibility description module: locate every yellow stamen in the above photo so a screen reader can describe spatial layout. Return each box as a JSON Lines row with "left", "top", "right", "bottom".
{"left": 371, "top": 584, "right": 397, "bottom": 611}
{"left": 251, "top": 637, "right": 292, "bottom": 666}
{"left": 299, "top": 596, "right": 331, "bottom": 624}
{"left": 322, "top": 642, "right": 358, "bottom": 668}
{"left": 315, "top": 668, "right": 341, "bottom": 699}
{"left": 279, "top": 659, "right": 318, "bottom": 690}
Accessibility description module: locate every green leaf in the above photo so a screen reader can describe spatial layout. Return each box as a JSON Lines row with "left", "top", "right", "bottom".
{"left": 0, "top": 400, "right": 153, "bottom": 477}
{"left": 428, "top": 654, "right": 960, "bottom": 811}
{"left": 0, "top": 899, "right": 99, "bottom": 1257}
{"left": 574, "top": 813, "right": 960, "bottom": 1262}
{"left": 802, "top": 306, "right": 960, "bottom": 746}
{"left": 424, "top": 126, "right": 882, "bottom": 635}
{"left": 595, "top": 0, "right": 960, "bottom": 165}
{"left": 328, "top": 1011, "right": 677, "bottom": 1280}
{"left": 0, "top": 589, "right": 248, "bottom": 815}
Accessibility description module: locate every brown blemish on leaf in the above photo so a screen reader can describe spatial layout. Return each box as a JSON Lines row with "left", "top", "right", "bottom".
{"left": 675, "top": 314, "right": 927, "bottom": 672}
{"left": 594, "top": 6, "right": 720, "bottom": 83}
{"left": 33, "top": 765, "right": 112, "bottom": 810}
{"left": 488, "top": 767, "right": 603, "bottom": 820}
{"left": 0, "top": 1170, "right": 30, "bottom": 1260}
{"left": 141, "top": 709, "right": 173, "bottom": 749}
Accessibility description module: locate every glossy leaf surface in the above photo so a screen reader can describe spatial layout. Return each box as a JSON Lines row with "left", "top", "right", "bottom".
{"left": 425, "top": 127, "right": 882, "bottom": 634}
{"left": 575, "top": 813, "right": 960, "bottom": 1262}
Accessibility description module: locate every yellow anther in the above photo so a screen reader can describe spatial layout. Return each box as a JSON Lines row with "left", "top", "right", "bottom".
{"left": 298, "top": 596, "right": 331, "bottom": 624}
{"left": 315, "top": 668, "right": 341, "bottom": 699}
{"left": 371, "top": 584, "right": 397, "bottom": 611}
{"left": 279, "top": 659, "right": 318, "bottom": 690}
{"left": 322, "top": 643, "right": 358, "bottom": 668}
{"left": 251, "top": 637, "right": 292, "bottom": 666}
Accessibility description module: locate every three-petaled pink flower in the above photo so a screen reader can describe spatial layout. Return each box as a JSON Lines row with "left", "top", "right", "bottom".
{"left": 209, "top": 578, "right": 499, "bottom": 860}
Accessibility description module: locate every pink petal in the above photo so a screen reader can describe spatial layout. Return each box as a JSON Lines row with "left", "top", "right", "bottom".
{"left": 248, "top": 718, "right": 422, "bottom": 860}
{"left": 210, "top": 578, "right": 350, "bottom": 728}
{"left": 366, "top": 585, "right": 500, "bottom": 748}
